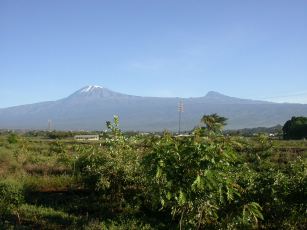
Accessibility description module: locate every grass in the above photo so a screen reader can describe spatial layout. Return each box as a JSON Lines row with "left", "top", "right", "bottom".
{"left": 1, "top": 204, "right": 81, "bottom": 229}
{"left": 22, "top": 175, "right": 79, "bottom": 192}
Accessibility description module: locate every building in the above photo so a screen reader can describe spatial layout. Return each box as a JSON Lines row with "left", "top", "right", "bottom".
{"left": 74, "top": 135, "right": 99, "bottom": 141}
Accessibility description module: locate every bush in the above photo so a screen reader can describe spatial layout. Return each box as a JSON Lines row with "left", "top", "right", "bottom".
{"left": 0, "top": 151, "right": 20, "bottom": 176}
{"left": 7, "top": 133, "right": 18, "bottom": 144}
{"left": 0, "top": 179, "right": 24, "bottom": 223}
{"left": 76, "top": 116, "right": 144, "bottom": 212}
{"left": 143, "top": 132, "right": 263, "bottom": 229}
{"left": 0, "top": 179, "right": 24, "bottom": 207}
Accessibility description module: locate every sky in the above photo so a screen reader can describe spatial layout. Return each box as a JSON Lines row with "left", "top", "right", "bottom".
{"left": 1, "top": 0, "right": 307, "bottom": 108}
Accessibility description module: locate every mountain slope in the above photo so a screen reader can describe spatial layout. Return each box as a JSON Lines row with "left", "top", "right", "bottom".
{"left": 0, "top": 86, "right": 307, "bottom": 131}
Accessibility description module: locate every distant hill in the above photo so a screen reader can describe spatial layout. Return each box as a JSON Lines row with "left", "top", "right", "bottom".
{"left": 1, "top": 85, "right": 307, "bottom": 131}
{"left": 225, "top": 125, "right": 283, "bottom": 136}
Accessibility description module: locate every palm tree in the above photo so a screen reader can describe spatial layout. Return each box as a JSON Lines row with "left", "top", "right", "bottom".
{"left": 201, "top": 113, "right": 227, "bottom": 132}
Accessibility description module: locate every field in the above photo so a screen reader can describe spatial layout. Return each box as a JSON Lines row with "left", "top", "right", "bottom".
{"left": 0, "top": 123, "right": 306, "bottom": 229}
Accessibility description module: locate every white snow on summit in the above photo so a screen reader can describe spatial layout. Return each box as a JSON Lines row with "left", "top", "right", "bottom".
{"left": 80, "top": 85, "right": 103, "bottom": 93}
{"left": 68, "top": 85, "right": 131, "bottom": 99}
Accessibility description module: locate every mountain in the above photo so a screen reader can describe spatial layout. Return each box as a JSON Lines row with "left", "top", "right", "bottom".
{"left": 0, "top": 85, "right": 307, "bottom": 131}
{"left": 67, "top": 86, "right": 132, "bottom": 99}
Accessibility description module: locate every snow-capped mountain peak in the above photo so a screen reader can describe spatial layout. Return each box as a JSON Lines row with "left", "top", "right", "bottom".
{"left": 80, "top": 85, "right": 103, "bottom": 93}
{"left": 67, "top": 85, "right": 130, "bottom": 99}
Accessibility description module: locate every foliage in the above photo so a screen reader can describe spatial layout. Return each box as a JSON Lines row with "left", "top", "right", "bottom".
{"left": 84, "top": 218, "right": 154, "bottom": 230}
{"left": 47, "top": 131, "right": 74, "bottom": 139}
{"left": 7, "top": 133, "right": 18, "bottom": 144}
{"left": 240, "top": 158, "right": 307, "bottom": 229}
{"left": 76, "top": 116, "right": 144, "bottom": 211}
{"left": 143, "top": 132, "right": 263, "bottom": 229}
{"left": 49, "top": 141, "right": 66, "bottom": 154}
{"left": 283, "top": 116, "right": 307, "bottom": 140}
{"left": 17, "top": 204, "right": 80, "bottom": 228}
{"left": 22, "top": 175, "right": 77, "bottom": 192}
{"left": 235, "top": 135, "right": 307, "bottom": 229}
{"left": 200, "top": 113, "right": 228, "bottom": 133}
{"left": 0, "top": 179, "right": 24, "bottom": 223}
{"left": 0, "top": 115, "right": 306, "bottom": 229}
{"left": 46, "top": 130, "right": 101, "bottom": 139}
{"left": 226, "top": 124, "right": 283, "bottom": 137}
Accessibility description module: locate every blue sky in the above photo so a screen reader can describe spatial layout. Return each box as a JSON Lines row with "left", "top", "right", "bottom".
{"left": 1, "top": 0, "right": 307, "bottom": 108}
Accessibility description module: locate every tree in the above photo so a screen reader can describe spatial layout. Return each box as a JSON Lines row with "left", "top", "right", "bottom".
{"left": 282, "top": 116, "right": 307, "bottom": 140}
{"left": 201, "top": 113, "right": 227, "bottom": 133}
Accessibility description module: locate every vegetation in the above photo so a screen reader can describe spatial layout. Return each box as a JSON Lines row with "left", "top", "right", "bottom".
{"left": 283, "top": 116, "right": 307, "bottom": 140}
{"left": 0, "top": 116, "right": 306, "bottom": 229}
{"left": 226, "top": 125, "right": 283, "bottom": 137}
{"left": 201, "top": 113, "right": 228, "bottom": 133}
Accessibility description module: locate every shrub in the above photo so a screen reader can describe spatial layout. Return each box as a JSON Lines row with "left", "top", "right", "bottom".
{"left": 143, "top": 132, "right": 263, "bottom": 229}
{"left": 0, "top": 179, "right": 24, "bottom": 223}
{"left": 76, "top": 116, "right": 144, "bottom": 212}
{"left": 7, "top": 133, "right": 18, "bottom": 144}
{"left": 0, "top": 151, "right": 20, "bottom": 176}
{"left": 0, "top": 179, "right": 24, "bottom": 208}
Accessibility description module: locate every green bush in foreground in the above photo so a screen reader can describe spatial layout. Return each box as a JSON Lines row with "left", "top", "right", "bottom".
{"left": 7, "top": 133, "right": 18, "bottom": 144}
{"left": 0, "top": 179, "right": 24, "bottom": 224}
{"left": 143, "top": 131, "right": 263, "bottom": 229}
{"left": 76, "top": 116, "right": 144, "bottom": 212}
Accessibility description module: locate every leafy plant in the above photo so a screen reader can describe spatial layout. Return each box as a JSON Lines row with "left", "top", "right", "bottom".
{"left": 7, "top": 133, "right": 18, "bottom": 144}
{"left": 283, "top": 116, "right": 307, "bottom": 140}
{"left": 0, "top": 179, "right": 24, "bottom": 224}
{"left": 76, "top": 116, "right": 144, "bottom": 211}
{"left": 143, "top": 131, "right": 263, "bottom": 229}
{"left": 201, "top": 113, "right": 228, "bottom": 133}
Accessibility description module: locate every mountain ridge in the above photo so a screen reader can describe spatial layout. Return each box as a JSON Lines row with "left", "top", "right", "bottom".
{"left": 0, "top": 86, "right": 306, "bottom": 131}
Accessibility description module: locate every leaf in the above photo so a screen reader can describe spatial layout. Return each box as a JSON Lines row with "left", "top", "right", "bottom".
{"left": 166, "top": 191, "right": 172, "bottom": 200}
{"left": 192, "top": 175, "right": 203, "bottom": 190}
{"left": 205, "top": 170, "right": 218, "bottom": 190}
{"left": 178, "top": 190, "right": 186, "bottom": 206}
{"left": 242, "top": 202, "right": 263, "bottom": 224}
{"left": 113, "top": 115, "right": 119, "bottom": 126}
{"left": 156, "top": 166, "right": 162, "bottom": 178}
{"left": 160, "top": 198, "right": 165, "bottom": 208}
{"left": 219, "top": 185, "right": 224, "bottom": 203}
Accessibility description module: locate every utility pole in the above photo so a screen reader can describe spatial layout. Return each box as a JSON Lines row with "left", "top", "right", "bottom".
{"left": 178, "top": 100, "right": 184, "bottom": 134}
{"left": 48, "top": 119, "right": 52, "bottom": 131}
